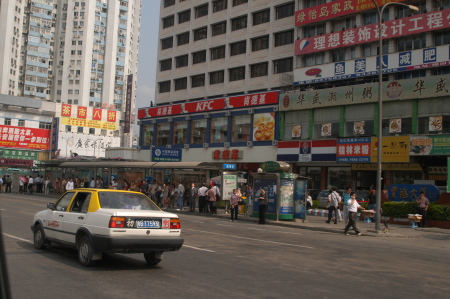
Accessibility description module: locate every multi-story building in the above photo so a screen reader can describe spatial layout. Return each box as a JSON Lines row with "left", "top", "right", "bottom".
{"left": 138, "top": 0, "right": 450, "bottom": 200}
{"left": 0, "top": 0, "right": 141, "bottom": 158}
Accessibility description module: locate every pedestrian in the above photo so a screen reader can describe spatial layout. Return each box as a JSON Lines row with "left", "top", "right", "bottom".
{"left": 28, "top": 176, "right": 34, "bottom": 194}
{"left": 1, "top": 175, "right": 6, "bottom": 193}
{"left": 130, "top": 181, "right": 138, "bottom": 192}
{"left": 0, "top": 176, "right": 3, "bottom": 193}
{"left": 95, "top": 178, "right": 102, "bottom": 188}
{"left": 44, "top": 176, "right": 51, "bottom": 195}
{"left": 206, "top": 185, "right": 216, "bottom": 214}
{"left": 18, "top": 177, "right": 24, "bottom": 194}
{"left": 155, "top": 180, "right": 163, "bottom": 207}
{"left": 177, "top": 181, "right": 185, "bottom": 211}
{"left": 344, "top": 192, "right": 363, "bottom": 236}
{"left": 6, "top": 175, "right": 12, "bottom": 193}
{"left": 90, "top": 177, "right": 96, "bottom": 188}
{"left": 34, "top": 175, "right": 41, "bottom": 193}
{"left": 150, "top": 180, "right": 158, "bottom": 202}
{"left": 367, "top": 189, "right": 377, "bottom": 222}
{"left": 168, "top": 184, "right": 177, "bottom": 208}
{"left": 54, "top": 177, "right": 60, "bottom": 196}
{"left": 342, "top": 187, "right": 352, "bottom": 226}
{"left": 326, "top": 187, "right": 340, "bottom": 225}
{"left": 416, "top": 190, "right": 430, "bottom": 228}
{"left": 61, "top": 177, "right": 67, "bottom": 193}
{"left": 112, "top": 179, "right": 118, "bottom": 190}
{"left": 306, "top": 192, "right": 313, "bottom": 210}
{"left": 230, "top": 189, "right": 241, "bottom": 222}
{"left": 66, "top": 178, "right": 74, "bottom": 191}
{"left": 189, "top": 183, "right": 198, "bottom": 212}
{"left": 162, "top": 183, "right": 169, "bottom": 209}
{"left": 140, "top": 180, "right": 149, "bottom": 196}
{"left": 198, "top": 183, "right": 208, "bottom": 213}
{"left": 257, "top": 187, "right": 268, "bottom": 224}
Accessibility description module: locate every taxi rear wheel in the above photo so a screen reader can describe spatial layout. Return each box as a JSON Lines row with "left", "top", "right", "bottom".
{"left": 33, "top": 224, "right": 47, "bottom": 250}
{"left": 144, "top": 252, "right": 162, "bottom": 266}
{"left": 78, "top": 236, "right": 96, "bottom": 267}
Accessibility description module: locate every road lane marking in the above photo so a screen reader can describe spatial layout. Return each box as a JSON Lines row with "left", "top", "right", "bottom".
{"left": 3, "top": 233, "right": 33, "bottom": 244}
{"left": 182, "top": 244, "right": 216, "bottom": 252}
{"left": 188, "top": 229, "right": 314, "bottom": 249}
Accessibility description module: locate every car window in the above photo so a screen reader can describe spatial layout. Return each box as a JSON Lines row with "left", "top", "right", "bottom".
{"left": 98, "top": 192, "right": 160, "bottom": 210}
{"left": 55, "top": 192, "right": 75, "bottom": 211}
{"left": 70, "top": 192, "right": 91, "bottom": 213}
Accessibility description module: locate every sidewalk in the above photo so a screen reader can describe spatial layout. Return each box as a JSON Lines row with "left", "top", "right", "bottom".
{"left": 172, "top": 207, "right": 450, "bottom": 238}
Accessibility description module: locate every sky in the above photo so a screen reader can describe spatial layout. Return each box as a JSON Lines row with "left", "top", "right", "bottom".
{"left": 134, "top": 2, "right": 160, "bottom": 135}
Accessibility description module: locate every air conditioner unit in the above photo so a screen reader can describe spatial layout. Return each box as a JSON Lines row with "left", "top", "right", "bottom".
{"left": 224, "top": 142, "right": 230, "bottom": 148}
{"left": 48, "top": 74, "right": 52, "bottom": 78}
{"left": 166, "top": 144, "right": 172, "bottom": 149}
{"left": 24, "top": 30, "right": 28, "bottom": 34}
{"left": 76, "top": 74, "right": 80, "bottom": 77}
{"left": 63, "top": 7, "right": 67, "bottom": 10}
{"left": 246, "top": 141, "right": 253, "bottom": 147}
{"left": 248, "top": 108, "right": 254, "bottom": 114}
{"left": 30, "top": 92, "right": 35, "bottom": 95}
{"left": 203, "top": 143, "right": 209, "bottom": 148}
{"left": 184, "top": 144, "right": 189, "bottom": 149}
{"left": 51, "top": 36, "right": 54, "bottom": 40}
{"left": 19, "top": 81, "right": 23, "bottom": 84}
{"left": 69, "top": 74, "right": 72, "bottom": 77}
{"left": 60, "top": 45, "right": 63, "bottom": 48}
{"left": 271, "top": 140, "right": 278, "bottom": 146}
{"left": 50, "top": 55, "right": 53, "bottom": 59}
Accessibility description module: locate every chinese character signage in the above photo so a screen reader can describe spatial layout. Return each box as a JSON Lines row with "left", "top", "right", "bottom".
{"left": 294, "top": 45, "right": 450, "bottom": 85}
{"left": 0, "top": 149, "right": 37, "bottom": 159}
{"left": 295, "top": 8, "right": 450, "bottom": 55}
{"left": 138, "top": 91, "right": 278, "bottom": 119}
{"left": 410, "top": 135, "right": 450, "bottom": 156}
{"left": 337, "top": 138, "right": 371, "bottom": 163}
{"left": 61, "top": 117, "right": 117, "bottom": 130}
{"left": 223, "top": 164, "right": 237, "bottom": 170}
{"left": 107, "top": 110, "right": 116, "bottom": 122}
{"left": 295, "top": 0, "right": 407, "bottom": 27}
{"left": 212, "top": 149, "right": 242, "bottom": 160}
{"left": 151, "top": 148, "right": 182, "bottom": 162}
{"left": 124, "top": 74, "right": 133, "bottom": 134}
{"left": 281, "top": 74, "right": 450, "bottom": 111}
{"left": 61, "top": 104, "right": 72, "bottom": 117}
{"left": 0, "top": 158, "right": 33, "bottom": 167}
{"left": 371, "top": 136, "right": 410, "bottom": 163}
{"left": 0, "top": 125, "right": 50, "bottom": 150}
{"left": 388, "top": 184, "right": 440, "bottom": 203}
{"left": 77, "top": 106, "right": 87, "bottom": 119}
{"left": 253, "top": 113, "right": 275, "bottom": 141}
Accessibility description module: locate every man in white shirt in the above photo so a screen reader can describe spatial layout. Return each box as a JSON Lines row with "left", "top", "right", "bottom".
{"left": 344, "top": 192, "right": 362, "bottom": 236}
{"left": 28, "top": 176, "right": 34, "bottom": 194}
{"left": 198, "top": 183, "right": 208, "bottom": 213}
{"left": 66, "top": 178, "right": 74, "bottom": 191}
{"left": 90, "top": 178, "right": 96, "bottom": 188}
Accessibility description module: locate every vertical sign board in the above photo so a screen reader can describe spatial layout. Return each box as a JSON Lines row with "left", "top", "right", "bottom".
{"left": 124, "top": 74, "right": 133, "bottom": 134}
{"left": 294, "top": 179, "right": 307, "bottom": 220}
{"left": 447, "top": 157, "right": 450, "bottom": 193}
{"left": 223, "top": 174, "right": 237, "bottom": 201}
{"left": 253, "top": 178, "right": 277, "bottom": 219}
{"left": 51, "top": 118, "right": 59, "bottom": 157}
{"left": 279, "top": 178, "right": 294, "bottom": 219}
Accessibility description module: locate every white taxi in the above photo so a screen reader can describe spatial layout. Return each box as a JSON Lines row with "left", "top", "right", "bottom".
{"left": 31, "top": 189, "right": 183, "bottom": 266}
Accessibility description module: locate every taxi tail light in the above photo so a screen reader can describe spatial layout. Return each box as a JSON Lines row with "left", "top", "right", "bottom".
{"left": 170, "top": 218, "right": 180, "bottom": 229}
{"left": 109, "top": 216, "right": 126, "bottom": 228}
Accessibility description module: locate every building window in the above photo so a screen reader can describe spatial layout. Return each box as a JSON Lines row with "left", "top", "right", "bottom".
{"left": 210, "top": 70, "right": 224, "bottom": 84}
{"left": 161, "top": 37, "right": 173, "bottom": 50}
{"left": 176, "top": 55, "right": 188, "bottom": 68}
{"left": 194, "top": 27, "right": 207, "bottom": 41}
{"left": 195, "top": 4, "right": 208, "bottom": 18}
{"left": 304, "top": 24, "right": 325, "bottom": 38}
{"left": 213, "top": 0, "right": 227, "bottom": 12}
{"left": 252, "top": 35, "right": 269, "bottom": 51}
{"left": 156, "top": 123, "right": 170, "bottom": 146}
{"left": 65, "top": 125, "right": 72, "bottom": 132}
{"left": 253, "top": 9, "right": 270, "bottom": 26}
{"left": 192, "top": 50, "right": 206, "bottom": 64}
{"left": 232, "top": 115, "right": 251, "bottom": 142}
{"left": 212, "top": 21, "right": 226, "bottom": 36}
{"left": 210, "top": 117, "right": 228, "bottom": 143}
{"left": 18, "top": 119, "right": 25, "bottom": 127}
{"left": 163, "top": 0, "right": 175, "bottom": 8}
{"left": 178, "top": 10, "right": 191, "bottom": 24}
{"left": 230, "top": 41, "right": 246, "bottom": 56}
{"left": 175, "top": 77, "right": 187, "bottom": 90}
{"left": 191, "top": 119, "right": 207, "bottom": 144}
{"left": 231, "top": 15, "right": 247, "bottom": 31}
{"left": 89, "top": 128, "right": 95, "bottom": 134}
{"left": 39, "top": 122, "right": 51, "bottom": 129}
{"left": 303, "top": 52, "right": 325, "bottom": 67}
{"left": 78, "top": 126, "right": 84, "bottom": 133}
{"left": 229, "top": 66, "right": 245, "bottom": 81}
{"left": 274, "top": 30, "right": 294, "bottom": 46}
{"left": 211, "top": 46, "right": 225, "bottom": 60}
{"left": 162, "top": 15, "right": 174, "bottom": 29}
{"left": 251, "top": 62, "right": 268, "bottom": 78}
{"left": 4, "top": 118, "right": 11, "bottom": 125}
{"left": 173, "top": 121, "right": 188, "bottom": 145}
{"left": 191, "top": 74, "right": 205, "bottom": 88}
{"left": 274, "top": 57, "right": 293, "bottom": 74}
{"left": 142, "top": 124, "right": 153, "bottom": 147}
{"left": 332, "top": 49, "right": 346, "bottom": 62}
{"left": 177, "top": 32, "right": 190, "bottom": 46}
{"left": 159, "top": 81, "right": 171, "bottom": 93}
{"left": 232, "top": 0, "right": 248, "bottom": 6}
{"left": 332, "top": 17, "right": 357, "bottom": 31}
{"left": 397, "top": 34, "right": 426, "bottom": 52}
{"left": 100, "top": 129, "right": 107, "bottom": 136}
{"left": 160, "top": 58, "right": 172, "bottom": 71}
{"left": 435, "top": 29, "right": 450, "bottom": 46}
{"left": 276, "top": 2, "right": 294, "bottom": 19}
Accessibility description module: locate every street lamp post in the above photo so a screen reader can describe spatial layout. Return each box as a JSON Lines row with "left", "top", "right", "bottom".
{"left": 370, "top": 0, "right": 418, "bottom": 231}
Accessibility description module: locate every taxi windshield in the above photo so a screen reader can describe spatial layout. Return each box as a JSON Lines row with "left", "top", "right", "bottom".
{"left": 98, "top": 192, "right": 160, "bottom": 210}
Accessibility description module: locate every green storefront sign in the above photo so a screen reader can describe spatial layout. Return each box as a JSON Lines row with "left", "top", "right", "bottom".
{"left": 410, "top": 135, "right": 450, "bottom": 156}
{"left": 0, "top": 149, "right": 37, "bottom": 160}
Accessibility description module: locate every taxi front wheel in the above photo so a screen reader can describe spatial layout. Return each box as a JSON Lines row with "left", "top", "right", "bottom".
{"left": 78, "top": 236, "right": 96, "bottom": 267}
{"left": 33, "top": 224, "right": 47, "bottom": 250}
{"left": 144, "top": 251, "right": 162, "bottom": 266}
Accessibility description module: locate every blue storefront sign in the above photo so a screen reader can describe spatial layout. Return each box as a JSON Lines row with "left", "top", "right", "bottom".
{"left": 388, "top": 184, "right": 440, "bottom": 202}
{"left": 223, "top": 164, "right": 236, "bottom": 170}
{"left": 151, "top": 148, "right": 182, "bottom": 162}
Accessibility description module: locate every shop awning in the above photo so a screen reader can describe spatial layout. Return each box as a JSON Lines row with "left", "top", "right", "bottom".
{"left": 58, "top": 161, "right": 219, "bottom": 170}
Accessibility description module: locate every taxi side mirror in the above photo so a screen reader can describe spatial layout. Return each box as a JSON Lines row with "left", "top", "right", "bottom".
{"left": 47, "top": 203, "right": 56, "bottom": 210}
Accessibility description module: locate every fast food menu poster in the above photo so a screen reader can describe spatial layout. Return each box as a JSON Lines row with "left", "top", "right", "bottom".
{"left": 292, "top": 125, "right": 302, "bottom": 138}
{"left": 389, "top": 119, "right": 402, "bottom": 133}
{"left": 429, "top": 116, "right": 443, "bottom": 131}
{"left": 252, "top": 113, "right": 275, "bottom": 141}
{"left": 353, "top": 121, "right": 365, "bottom": 135}
{"left": 321, "top": 123, "right": 331, "bottom": 136}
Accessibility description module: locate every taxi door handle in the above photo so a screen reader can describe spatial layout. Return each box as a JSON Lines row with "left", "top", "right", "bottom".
{"left": 58, "top": 214, "right": 64, "bottom": 217}
{"left": 78, "top": 216, "right": 84, "bottom": 220}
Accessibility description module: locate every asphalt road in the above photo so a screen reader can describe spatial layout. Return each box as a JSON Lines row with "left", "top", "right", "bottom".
{"left": 1, "top": 193, "right": 450, "bottom": 299}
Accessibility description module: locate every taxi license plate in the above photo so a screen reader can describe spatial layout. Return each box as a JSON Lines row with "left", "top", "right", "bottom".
{"left": 136, "top": 220, "right": 160, "bottom": 228}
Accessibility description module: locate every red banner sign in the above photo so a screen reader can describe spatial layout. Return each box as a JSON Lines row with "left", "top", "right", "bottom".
{"left": 77, "top": 106, "right": 87, "bottom": 119}
{"left": 138, "top": 91, "right": 279, "bottom": 119}
{"left": 295, "top": 8, "right": 450, "bottom": 55}
{"left": 61, "top": 104, "right": 72, "bottom": 117}
{"left": 295, "top": 0, "right": 407, "bottom": 27}
{"left": 0, "top": 158, "right": 34, "bottom": 167}
{"left": 0, "top": 125, "right": 50, "bottom": 150}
